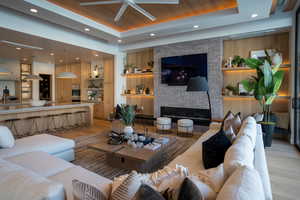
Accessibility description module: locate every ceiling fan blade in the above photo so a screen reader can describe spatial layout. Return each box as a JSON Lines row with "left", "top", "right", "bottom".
{"left": 114, "top": 3, "right": 129, "bottom": 22}
{"left": 126, "top": 1, "right": 156, "bottom": 21}
{"left": 80, "top": 0, "right": 123, "bottom": 6}
{"left": 134, "top": 0, "right": 179, "bottom": 4}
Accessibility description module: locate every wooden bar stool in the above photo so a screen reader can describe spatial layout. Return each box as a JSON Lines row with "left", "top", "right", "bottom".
{"left": 43, "top": 114, "right": 59, "bottom": 134}
{"left": 4, "top": 118, "right": 22, "bottom": 138}
{"left": 74, "top": 110, "right": 88, "bottom": 127}
{"left": 25, "top": 116, "right": 41, "bottom": 136}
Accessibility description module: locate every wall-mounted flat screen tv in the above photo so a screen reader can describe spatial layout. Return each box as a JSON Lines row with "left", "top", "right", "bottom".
{"left": 161, "top": 53, "right": 207, "bottom": 85}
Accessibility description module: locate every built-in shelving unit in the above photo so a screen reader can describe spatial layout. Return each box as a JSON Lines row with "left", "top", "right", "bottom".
{"left": 20, "top": 63, "right": 32, "bottom": 101}
{"left": 222, "top": 32, "right": 291, "bottom": 119}
{"left": 123, "top": 48, "right": 154, "bottom": 116}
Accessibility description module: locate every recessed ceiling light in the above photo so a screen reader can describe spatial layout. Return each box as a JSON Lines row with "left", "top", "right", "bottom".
{"left": 59, "top": 59, "right": 63, "bottom": 63}
{"left": 94, "top": 54, "right": 99, "bottom": 57}
{"left": 193, "top": 25, "right": 199, "bottom": 28}
{"left": 50, "top": 53, "right": 54, "bottom": 56}
{"left": 118, "top": 39, "right": 122, "bottom": 43}
{"left": 30, "top": 8, "right": 38, "bottom": 13}
{"left": 251, "top": 13, "right": 258, "bottom": 18}
{"left": 75, "top": 57, "right": 80, "bottom": 60}
{"left": 150, "top": 33, "right": 155, "bottom": 37}
{"left": 23, "top": 58, "right": 27, "bottom": 61}
{"left": 16, "top": 47, "right": 21, "bottom": 50}
{"left": 84, "top": 28, "right": 90, "bottom": 32}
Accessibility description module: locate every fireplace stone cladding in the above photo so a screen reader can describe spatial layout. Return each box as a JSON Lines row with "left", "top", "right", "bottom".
{"left": 153, "top": 38, "right": 223, "bottom": 119}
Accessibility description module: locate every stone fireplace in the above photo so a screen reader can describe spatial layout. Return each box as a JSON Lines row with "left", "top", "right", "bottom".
{"left": 153, "top": 38, "right": 223, "bottom": 119}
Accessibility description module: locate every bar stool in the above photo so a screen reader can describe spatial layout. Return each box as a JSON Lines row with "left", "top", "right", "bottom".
{"left": 63, "top": 112, "right": 74, "bottom": 130}
{"left": 43, "top": 114, "right": 59, "bottom": 134}
{"left": 25, "top": 116, "right": 41, "bottom": 136}
{"left": 4, "top": 118, "right": 22, "bottom": 138}
{"left": 74, "top": 110, "right": 89, "bottom": 127}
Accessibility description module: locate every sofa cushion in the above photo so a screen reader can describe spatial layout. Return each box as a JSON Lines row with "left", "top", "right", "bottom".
{"left": 72, "top": 179, "right": 108, "bottom": 200}
{"left": 0, "top": 158, "right": 65, "bottom": 200}
{"left": 6, "top": 151, "right": 74, "bottom": 177}
{"left": 224, "top": 135, "right": 254, "bottom": 176}
{"left": 216, "top": 166, "right": 264, "bottom": 200}
{"left": 49, "top": 166, "right": 112, "bottom": 200}
{"left": 236, "top": 116, "right": 257, "bottom": 148}
{"left": 202, "top": 129, "right": 232, "bottom": 169}
{"left": 0, "top": 126, "right": 15, "bottom": 148}
{"left": 222, "top": 111, "right": 242, "bottom": 135}
{"left": 0, "top": 134, "right": 75, "bottom": 159}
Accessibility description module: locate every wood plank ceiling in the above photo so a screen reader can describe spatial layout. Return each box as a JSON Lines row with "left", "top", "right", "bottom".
{"left": 47, "top": 0, "right": 238, "bottom": 31}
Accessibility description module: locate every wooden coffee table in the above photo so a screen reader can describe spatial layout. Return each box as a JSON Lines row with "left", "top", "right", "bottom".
{"left": 89, "top": 135, "right": 176, "bottom": 173}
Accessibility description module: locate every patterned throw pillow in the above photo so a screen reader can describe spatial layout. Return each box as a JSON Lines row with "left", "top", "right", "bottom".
{"left": 111, "top": 171, "right": 146, "bottom": 200}
{"left": 222, "top": 111, "right": 242, "bottom": 135}
{"left": 72, "top": 179, "right": 107, "bottom": 200}
{"left": 134, "top": 184, "right": 165, "bottom": 200}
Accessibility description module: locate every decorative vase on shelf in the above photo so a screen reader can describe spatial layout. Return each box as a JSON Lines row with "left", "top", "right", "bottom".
{"left": 123, "top": 126, "right": 134, "bottom": 137}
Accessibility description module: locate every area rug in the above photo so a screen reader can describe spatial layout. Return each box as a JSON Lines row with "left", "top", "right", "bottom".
{"left": 72, "top": 133, "right": 197, "bottom": 180}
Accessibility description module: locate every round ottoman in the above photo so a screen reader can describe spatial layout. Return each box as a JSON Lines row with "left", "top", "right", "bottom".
{"left": 156, "top": 117, "right": 172, "bottom": 134}
{"left": 177, "top": 119, "right": 194, "bottom": 137}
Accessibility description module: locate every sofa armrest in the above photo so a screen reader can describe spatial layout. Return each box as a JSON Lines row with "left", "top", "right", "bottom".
{"left": 254, "top": 124, "right": 273, "bottom": 200}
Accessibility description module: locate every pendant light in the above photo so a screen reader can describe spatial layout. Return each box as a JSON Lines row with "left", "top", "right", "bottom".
{"left": 56, "top": 72, "right": 77, "bottom": 79}
{"left": 24, "top": 74, "right": 43, "bottom": 80}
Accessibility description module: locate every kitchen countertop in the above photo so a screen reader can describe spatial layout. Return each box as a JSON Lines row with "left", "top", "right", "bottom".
{"left": 0, "top": 102, "right": 93, "bottom": 115}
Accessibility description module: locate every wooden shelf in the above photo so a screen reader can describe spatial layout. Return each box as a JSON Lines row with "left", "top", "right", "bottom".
{"left": 223, "top": 95, "right": 290, "bottom": 100}
{"left": 88, "top": 78, "right": 104, "bottom": 81}
{"left": 121, "top": 72, "right": 153, "bottom": 78}
{"left": 222, "top": 64, "right": 290, "bottom": 72}
{"left": 121, "top": 94, "right": 154, "bottom": 98}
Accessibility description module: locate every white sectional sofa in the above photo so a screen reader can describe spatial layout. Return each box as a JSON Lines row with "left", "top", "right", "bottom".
{"left": 0, "top": 117, "right": 272, "bottom": 200}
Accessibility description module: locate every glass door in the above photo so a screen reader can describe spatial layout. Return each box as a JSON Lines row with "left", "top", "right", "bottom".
{"left": 294, "top": 7, "right": 300, "bottom": 150}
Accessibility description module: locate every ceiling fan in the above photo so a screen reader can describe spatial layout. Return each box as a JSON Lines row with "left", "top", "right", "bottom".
{"left": 80, "top": 0, "right": 180, "bottom": 22}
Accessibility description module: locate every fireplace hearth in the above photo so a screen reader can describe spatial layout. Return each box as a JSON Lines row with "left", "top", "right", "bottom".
{"left": 160, "top": 106, "right": 211, "bottom": 126}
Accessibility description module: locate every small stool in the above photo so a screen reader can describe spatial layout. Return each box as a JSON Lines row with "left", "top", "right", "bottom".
{"left": 25, "top": 116, "right": 41, "bottom": 136}
{"left": 43, "top": 114, "right": 59, "bottom": 133}
{"left": 156, "top": 117, "right": 172, "bottom": 134}
{"left": 64, "top": 112, "right": 74, "bottom": 129}
{"left": 4, "top": 118, "right": 22, "bottom": 138}
{"left": 177, "top": 119, "right": 194, "bottom": 137}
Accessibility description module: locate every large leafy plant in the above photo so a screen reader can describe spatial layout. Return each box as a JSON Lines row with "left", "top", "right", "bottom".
{"left": 241, "top": 52, "right": 285, "bottom": 123}
{"left": 120, "top": 104, "right": 136, "bottom": 126}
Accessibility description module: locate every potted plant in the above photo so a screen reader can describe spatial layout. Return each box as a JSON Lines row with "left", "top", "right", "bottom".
{"left": 225, "top": 84, "right": 239, "bottom": 96}
{"left": 241, "top": 51, "right": 284, "bottom": 147}
{"left": 120, "top": 104, "right": 136, "bottom": 138}
{"left": 232, "top": 56, "right": 245, "bottom": 68}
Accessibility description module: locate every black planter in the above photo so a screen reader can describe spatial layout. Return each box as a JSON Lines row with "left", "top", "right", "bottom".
{"left": 261, "top": 123, "right": 275, "bottom": 147}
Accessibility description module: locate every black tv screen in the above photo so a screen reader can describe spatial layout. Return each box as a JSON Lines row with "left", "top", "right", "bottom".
{"left": 161, "top": 53, "right": 207, "bottom": 85}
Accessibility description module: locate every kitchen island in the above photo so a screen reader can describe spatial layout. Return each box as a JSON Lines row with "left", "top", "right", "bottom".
{"left": 0, "top": 103, "right": 94, "bottom": 138}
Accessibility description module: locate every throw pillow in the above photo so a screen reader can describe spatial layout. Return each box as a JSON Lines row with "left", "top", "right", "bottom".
{"left": 178, "top": 177, "right": 216, "bottom": 200}
{"left": 216, "top": 166, "right": 264, "bottom": 200}
{"left": 133, "top": 184, "right": 165, "bottom": 200}
{"left": 0, "top": 126, "right": 15, "bottom": 148}
{"left": 111, "top": 171, "right": 148, "bottom": 200}
{"left": 72, "top": 179, "right": 107, "bottom": 200}
{"left": 222, "top": 111, "right": 242, "bottom": 135}
{"left": 224, "top": 135, "right": 254, "bottom": 176}
{"left": 236, "top": 116, "right": 257, "bottom": 148}
{"left": 224, "top": 126, "right": 236, "bottom": 142}
{"left": 197, "top": 164, "right": 227, "bottom": 193}
{"left": 202, "top": 129, "right": 232, "bottom": 169}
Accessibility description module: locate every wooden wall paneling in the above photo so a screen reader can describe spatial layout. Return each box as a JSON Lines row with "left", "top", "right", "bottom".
{"left": 103, "top": 57, "right": 114, "bottom": 119}
{"left": 223, "top": 32, "right": 290, "bottom": 64}
{"left": 71, "top": 63, "right": 81, "bottom": 85}
{"left": 55, "top": 64, "right": 72, "bottom": 102}
{"left": 80, "top": 62, "right": 91, "bottom": 102}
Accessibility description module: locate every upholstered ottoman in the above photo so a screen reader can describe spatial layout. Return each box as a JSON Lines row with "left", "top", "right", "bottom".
{"left": 177, "top": 119, "right": 194, "bottom": 137}
{"left": 156, "top": 117, "right": 172, "bottom": 134}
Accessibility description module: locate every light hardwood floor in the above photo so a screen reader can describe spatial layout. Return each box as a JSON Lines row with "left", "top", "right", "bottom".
{"left": 57, "top": 119, "right": 300, "bottom": 200}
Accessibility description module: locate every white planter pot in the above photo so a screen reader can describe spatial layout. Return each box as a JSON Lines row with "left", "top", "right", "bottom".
{"left": 124, "top": 126, "right": 134, "bottom": 137}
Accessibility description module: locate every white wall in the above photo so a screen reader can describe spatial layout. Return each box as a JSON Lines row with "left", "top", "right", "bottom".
{"left": 0, "top": 58, "right": 20, "bottom": 81}
{"left": 32, "top": 61, "right": 55, "bottom": 101}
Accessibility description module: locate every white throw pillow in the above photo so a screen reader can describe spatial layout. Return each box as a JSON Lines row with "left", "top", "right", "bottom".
{"left": 197, "top": 164, "right": 227, "bottom": 193}
{"left": 224, "top": 135, "right": 254, "bottom": 176}
{"left": 216, "top": 166, "right": 264, "bottom": 200}
{"left": 236, "top": 116, "right": 257, "bottom": 148}
{"left": 0, "top": 126, "right": 15, "bottom": 148}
